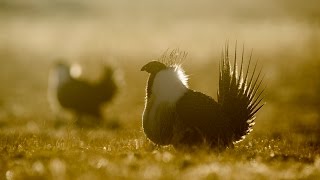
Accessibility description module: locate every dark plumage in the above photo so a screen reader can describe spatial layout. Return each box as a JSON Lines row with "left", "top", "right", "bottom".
{"left": 48, "top": 62, "right": 117, "bottom": 121}
{"left": 141, "top": 47, "right": 265, "bottom": 148}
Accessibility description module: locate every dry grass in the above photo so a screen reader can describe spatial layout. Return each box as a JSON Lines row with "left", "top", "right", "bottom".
{"left": 1, "top": 130, "right": 320, "bottom": 179}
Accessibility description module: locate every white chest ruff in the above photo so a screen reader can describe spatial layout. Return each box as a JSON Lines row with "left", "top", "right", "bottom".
{"left": 151, "top": 67, "right": 188, "bottom": 103}
{"left": 142, "top": 67, "right": 188, "bottom": 145}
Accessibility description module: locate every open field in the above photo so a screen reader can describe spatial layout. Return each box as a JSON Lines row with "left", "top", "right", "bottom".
{"left": 0, "top": 1, "right": 320, "bottom": 179}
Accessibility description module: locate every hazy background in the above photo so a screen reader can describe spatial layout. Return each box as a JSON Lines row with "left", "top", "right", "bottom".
{"left": 0, "top": 0, "right": 319, "bottom": 137}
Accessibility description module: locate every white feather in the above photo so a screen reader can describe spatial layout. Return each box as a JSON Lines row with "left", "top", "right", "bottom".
{"left": 47, "top": 65, "right": 70, "bottom": 114}
{"left": 152, "top": 66, "right": 188, "bottom": 104}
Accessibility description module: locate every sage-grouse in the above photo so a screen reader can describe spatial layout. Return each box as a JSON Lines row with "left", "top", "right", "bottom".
{"left": 141, "top": 48, "right": 265, "bottom": 148}
{"left": 48, "top": 62, "right": 117, "bottom": 122}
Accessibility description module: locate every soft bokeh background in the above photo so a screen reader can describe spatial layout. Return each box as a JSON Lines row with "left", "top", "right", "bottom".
{"left": 1, "top": 0, "right": 319, "bottom": 133}
{"left": 0, "top": 0, "right": 320, "bottom": 179}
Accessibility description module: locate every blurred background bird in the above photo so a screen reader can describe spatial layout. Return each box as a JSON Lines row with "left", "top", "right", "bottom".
{"left": 48, "top": 61, "right": 118, "bottom": 126}
{"left": 141, "top": 47, "right": 265, "bottom": 149}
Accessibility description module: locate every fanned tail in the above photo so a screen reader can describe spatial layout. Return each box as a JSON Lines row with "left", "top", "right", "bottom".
{"left": 217, "top": 43, "right": 265, "bottom": 142}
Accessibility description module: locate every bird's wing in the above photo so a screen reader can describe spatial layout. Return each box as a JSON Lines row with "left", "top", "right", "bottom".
{"left": 176, "top": 90, "right": 232, "bottom": 144}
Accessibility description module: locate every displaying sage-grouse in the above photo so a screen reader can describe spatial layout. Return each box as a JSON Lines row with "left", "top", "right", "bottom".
{"left": 141, "top": 48, "right": 265, "bottom": 148}
{"left": 48, "top": 61, "right": 117, "bottom": 123}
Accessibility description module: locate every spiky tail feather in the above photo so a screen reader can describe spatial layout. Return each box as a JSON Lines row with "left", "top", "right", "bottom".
{"left": 217, "top": 43, "right": 265, "bottom": 142}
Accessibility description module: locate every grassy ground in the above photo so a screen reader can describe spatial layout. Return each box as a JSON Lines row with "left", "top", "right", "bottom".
{"left": 1, "top": 1, "right": 320, "bottom": 179}
{"left": 1, "top": 130, "right": 319, "bottom": 179}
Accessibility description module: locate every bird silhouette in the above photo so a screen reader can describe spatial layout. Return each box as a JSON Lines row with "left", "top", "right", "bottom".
{"left": 141, "top": 47, "right": 265, "bottom": 149}
{"left": 48, "top": 61, "right": 117, "bottom": 125}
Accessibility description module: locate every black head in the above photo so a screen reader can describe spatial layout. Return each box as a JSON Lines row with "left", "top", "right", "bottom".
{"left": 141, "top": 61, "right": 167, "bottom": 74}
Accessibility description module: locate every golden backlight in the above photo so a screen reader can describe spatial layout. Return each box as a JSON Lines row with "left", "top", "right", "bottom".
{"left": 0, "top": 1, "right": 319, "bottom": 179}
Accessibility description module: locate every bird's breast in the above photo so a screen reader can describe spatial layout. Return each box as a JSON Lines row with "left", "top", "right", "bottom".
{"left": 142, "top": 96, "right": 176, "bottom": 145}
